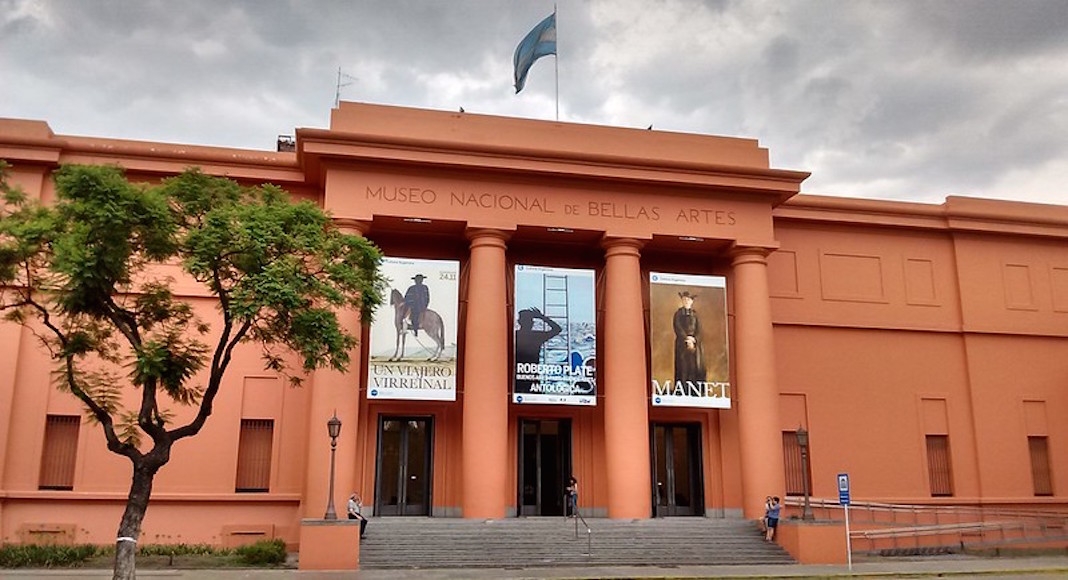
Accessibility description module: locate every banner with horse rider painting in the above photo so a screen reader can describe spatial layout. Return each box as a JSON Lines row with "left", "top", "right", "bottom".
{"left": 512, "top": 264, "right": 596, "bottom": 406}
{"left": 648, "top": 272, "right": 731, "bottom": 409}
{"left": 367, "top": 257, "right": 459, "bottom": 401}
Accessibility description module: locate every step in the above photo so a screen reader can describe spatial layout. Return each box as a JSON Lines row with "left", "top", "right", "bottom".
{"left": 356, "top": 517, "right": 794, "bottom": 569}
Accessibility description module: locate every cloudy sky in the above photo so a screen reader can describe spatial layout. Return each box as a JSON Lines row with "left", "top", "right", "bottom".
{"left": 2, "top": 0, "right": 1067, "bottom": 205}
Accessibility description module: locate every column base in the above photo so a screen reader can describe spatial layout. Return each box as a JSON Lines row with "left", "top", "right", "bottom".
{"left": 298, "top": 519, "right": 361, "bottom": 570}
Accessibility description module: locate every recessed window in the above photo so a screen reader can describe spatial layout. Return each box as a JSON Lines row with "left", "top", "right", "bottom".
{"left": 926, "top": 435, "right": 954, "bottom": 497}
{"left": 1029, "top": 436, "right": 1053, "bottom": 496}
{"left": 235, "top": 419, "right": 274, "bottom": 493}
{"left": 39, "top": 415, "right": 80, "bottom": 490}
{"left": 782, "top": 431, "right": 811, "bottom": 497}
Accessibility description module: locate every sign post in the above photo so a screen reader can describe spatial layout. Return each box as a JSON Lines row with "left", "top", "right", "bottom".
{"left": 838, "top": 473, "right": 852, "bottom": 571}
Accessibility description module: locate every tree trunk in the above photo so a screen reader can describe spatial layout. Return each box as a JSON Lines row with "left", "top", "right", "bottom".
{"left": 112, "top": 462, "right": 157, "bottom": 580}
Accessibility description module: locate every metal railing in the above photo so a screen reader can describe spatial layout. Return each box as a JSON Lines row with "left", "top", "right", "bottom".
{"left": 782, "top": 497, "right": 1068, "bottom": 555}
{"left": 565, "top": 493, "right": 592, "bottom": 556}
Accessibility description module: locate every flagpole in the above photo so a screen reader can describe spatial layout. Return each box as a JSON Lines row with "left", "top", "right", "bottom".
{"left": 554, "top": 3, "right": 559, "bottom": 121}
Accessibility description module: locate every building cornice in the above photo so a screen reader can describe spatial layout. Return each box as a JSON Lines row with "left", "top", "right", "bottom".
{"left": 298, "top": 129, "right": 809, "bottom": 204}
{"left": 777, "top": 193, "right": 1068, "bottom": 239}
{"left": 297, "top": 102, "right": 810, "bottom": 205}
{"left": 0, "top": 119, "right": 303, "bottom": 183}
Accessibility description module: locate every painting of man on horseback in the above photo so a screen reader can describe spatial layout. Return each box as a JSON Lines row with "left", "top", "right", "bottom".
{"left": 368, "top": 257, "right": 459, "bottom": 401}
{"left": 404, "top": 274, "right": 430, "bottom": 336}
{"left": 389, "top": 287, "right": 445, "bottom": 361}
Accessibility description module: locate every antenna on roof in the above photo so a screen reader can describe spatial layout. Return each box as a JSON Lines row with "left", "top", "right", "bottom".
{"left": 334, "top": 67, "right": 358, "bottom": 108}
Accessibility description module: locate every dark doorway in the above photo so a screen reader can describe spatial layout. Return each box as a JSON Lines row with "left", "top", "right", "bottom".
{"left": 651, "top": 423, "right": 704, "bottom": 516}
{"left": 518, "top": 419, "right": 572, "bottom": 516}
{"left": 375, "top": 417, "right": 432, "bottom": 516}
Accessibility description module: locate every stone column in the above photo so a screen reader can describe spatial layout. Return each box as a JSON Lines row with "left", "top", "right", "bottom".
{"left": 602, "top": 237, "right": 652, "bottom": 518}
{"left": 731, "top": 246, "right": 785, "bottom": 519}
{"left": 302, "top": 220, "right": 370, "bottom": 519}
{"left": 461, "top": 228, "right": 510, "bottom": 518}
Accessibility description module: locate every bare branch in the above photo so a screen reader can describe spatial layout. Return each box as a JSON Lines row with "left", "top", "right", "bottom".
{"left": 169, "top": 317, "right": 252, "bottom": 441}
{"left": 137, "top": 376, "right": 168, "bottom": 444}
{"left": 30, "top": 299, "right": 140, "bottom": 460}
{"left": 103, "top": 294, "right": 142, "bottom": 349}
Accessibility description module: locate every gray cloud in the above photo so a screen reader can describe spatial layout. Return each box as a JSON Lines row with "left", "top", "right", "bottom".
{"left": 1, "top": 0, "right": 1066, "bottom": 205}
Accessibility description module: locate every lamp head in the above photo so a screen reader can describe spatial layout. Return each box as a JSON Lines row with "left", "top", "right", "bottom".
{"left": 327, "top": 413, "right": 342, "bottom": 439}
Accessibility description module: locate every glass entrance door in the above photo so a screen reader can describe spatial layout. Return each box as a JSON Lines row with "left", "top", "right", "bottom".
{"left": 518, "top": 419, "right": 572, "bottom": 516}
{"left": 375, "top": 417, "right": 432, "bottom": 516}
{"left": 651, "top": 423, "right": 703, "bottom": 516}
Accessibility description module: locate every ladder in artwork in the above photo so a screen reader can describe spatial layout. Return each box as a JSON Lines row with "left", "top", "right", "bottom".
{"left": 541, "top": 273, "right": 570, "bottom": 368}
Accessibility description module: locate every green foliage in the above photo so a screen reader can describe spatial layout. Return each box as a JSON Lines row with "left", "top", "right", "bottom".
{"left": 135, "top": 543, "right": 220, "bottom": 557}
{"left": 1, "top": 162, "right": 381, "bottom": 576}
{"left": 0, "top": 543, "right": 100, "bottom": 568}
{"left": 0, "top": 163, "right": 386, "bottom": 447}
{"left": 234, "top": 539, "right": 287, "bottom": 566}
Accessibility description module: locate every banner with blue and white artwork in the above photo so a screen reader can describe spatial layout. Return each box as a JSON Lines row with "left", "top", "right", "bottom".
{"left": 512, "top": 265, "right": 596, "bottom": 406}
{"left": 649, "top": 272, "right": 731, "bottom": 408}
{"left": 367, "top": 257, "right": 459, "bottom": 401}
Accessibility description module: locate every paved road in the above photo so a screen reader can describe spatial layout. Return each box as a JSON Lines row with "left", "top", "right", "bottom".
{"left": 3, "top": 555, "right": 1068, "bottom": 579}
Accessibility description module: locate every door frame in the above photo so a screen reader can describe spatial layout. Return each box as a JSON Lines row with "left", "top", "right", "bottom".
{"left": 374, "top": 415, "right": 434, "bottom": 516}
{"left": 650, "top": 422, "right": 705, "bottom": 517}
{"left": 517, "top": 418, "right": 573, "bottom": 517}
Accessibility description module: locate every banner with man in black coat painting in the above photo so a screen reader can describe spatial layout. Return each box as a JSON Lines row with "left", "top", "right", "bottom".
{"left": 649, "top": 272, "right": 731, "bottom": 408}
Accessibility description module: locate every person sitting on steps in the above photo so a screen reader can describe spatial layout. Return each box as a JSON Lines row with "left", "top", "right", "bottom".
{"left": 347, "top": 492, "right": 368, "bottom": 539}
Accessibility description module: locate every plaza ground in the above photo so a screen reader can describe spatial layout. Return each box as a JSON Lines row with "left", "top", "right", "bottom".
{"left": 3, "top": 554, "right": 1068, "bottom": 580}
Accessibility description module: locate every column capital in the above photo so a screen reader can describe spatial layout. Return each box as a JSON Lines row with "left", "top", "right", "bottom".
{"left": 729, "top": 244, "right": 777, "bottom": 266}
{"left": 601, "top": 236, "right": 645, "bottom": 259}
{"left": 333, "top": 218, "right": 372, "bottom": 236}
{"left": 465, "top": 227, "right": 511, "bottom": 250}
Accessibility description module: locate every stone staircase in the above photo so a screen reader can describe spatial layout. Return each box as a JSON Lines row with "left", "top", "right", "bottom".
{"left": 358, "top": 516, "right": 794, "bottom": 569}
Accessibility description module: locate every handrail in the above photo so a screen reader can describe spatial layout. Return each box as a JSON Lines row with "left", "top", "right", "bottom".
{"left": 784, "top": 496, "right": 1068, "bottom": 519}
{"left": 565, "top": 492, "right": 592, "bottom": 556}
{"left": 855, "top": 521, "right": 1024, "bottom": 539}
{"left": 781, "top": 497, "right": 1068, "bottom": 554}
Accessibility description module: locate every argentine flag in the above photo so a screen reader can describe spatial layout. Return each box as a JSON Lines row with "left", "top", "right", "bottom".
{"left": 513, "top": 13, "right": 556, "bottom": 93}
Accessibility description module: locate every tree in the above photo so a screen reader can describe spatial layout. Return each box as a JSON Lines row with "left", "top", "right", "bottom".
{"left": 0, "top": 162, "right": 385, "bottom": 579}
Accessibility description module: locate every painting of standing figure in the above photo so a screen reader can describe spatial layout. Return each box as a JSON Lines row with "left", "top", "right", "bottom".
{"left": 649, "top": 272, "right": 730, "bottom": 408}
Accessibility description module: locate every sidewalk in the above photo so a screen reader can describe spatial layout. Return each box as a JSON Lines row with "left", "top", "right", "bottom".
{"left": 3, "top": 555, "right": 1068, "bottom": 579}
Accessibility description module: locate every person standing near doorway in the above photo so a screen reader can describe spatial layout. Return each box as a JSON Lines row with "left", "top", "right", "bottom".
{"left": 565, "top": 476, "right": 579, "bottom": 518}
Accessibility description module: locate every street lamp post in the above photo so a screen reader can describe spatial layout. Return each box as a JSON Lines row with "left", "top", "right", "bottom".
{"left": 796, "top": 426, "right": 813, "bottom": 520}
{"left": 324, "top": 413, "right": 342, "bottom": 520}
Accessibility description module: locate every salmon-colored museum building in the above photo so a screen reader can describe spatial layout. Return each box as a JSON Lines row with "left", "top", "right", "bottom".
{"left": 1, "top": 103, "right": 1066, "bottom": 554}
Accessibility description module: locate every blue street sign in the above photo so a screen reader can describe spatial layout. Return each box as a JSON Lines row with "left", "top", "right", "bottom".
{"left": 838, "top": 473, "right": 851, "bottom": 505}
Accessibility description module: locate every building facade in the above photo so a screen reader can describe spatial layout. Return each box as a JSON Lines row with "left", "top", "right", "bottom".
{"left": 1, "top": 103, "right": 1066, "bottom": 548}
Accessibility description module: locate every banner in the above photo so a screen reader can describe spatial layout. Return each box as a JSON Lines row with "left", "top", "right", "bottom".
{"left": 367, "top": 257, "right": 459, "bottom": 401}
{"left": 512, "top": 265, "right": 596, "bottom": 405}
{"left": 648, "top": 272, "right": 730, "bottom": 408}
